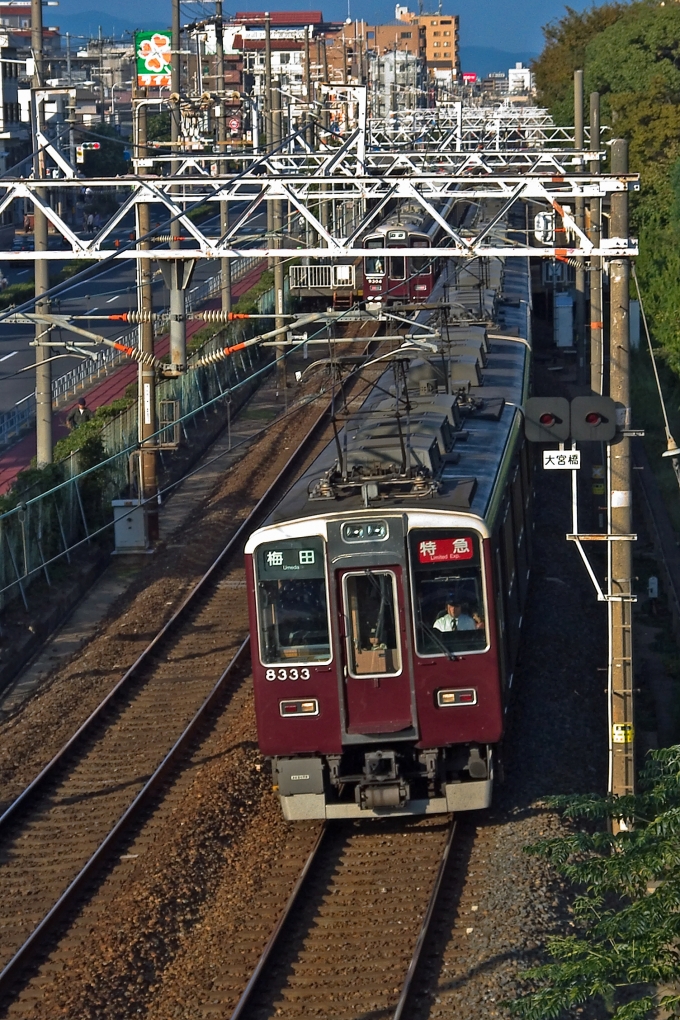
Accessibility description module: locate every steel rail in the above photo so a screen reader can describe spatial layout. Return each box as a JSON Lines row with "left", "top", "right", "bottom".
{"left": 0, "top": 638, "right": 250, "bottom": 1000}
{"left": 228, "top": 823, "right": 328, "bottom": 1020}
{"left": 226, "top": 816, "right": 457, "bottom": 1020}
{"left": 0, "top": 395, "right": 336, "bottom": 835}
{"left": 392, "top": 816, "right": 458, "bottom": 1020}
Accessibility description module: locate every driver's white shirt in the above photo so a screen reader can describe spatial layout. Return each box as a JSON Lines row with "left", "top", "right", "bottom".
{"left": 433, "top": 613, "right": 476, "bottom": 632}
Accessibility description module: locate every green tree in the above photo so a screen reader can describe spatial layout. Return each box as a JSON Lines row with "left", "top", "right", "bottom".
{"left": 510, "top": 747, "right": 680, "bottom": 1020}
{"left": 532, "top": 2, "right": 627, "bottom": 124}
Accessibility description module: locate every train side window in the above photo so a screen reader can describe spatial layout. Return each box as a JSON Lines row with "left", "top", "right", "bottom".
{"left": 389, "top": 256, "right": 406, "bottom": 280}
{"left": 343, "top": 571, "right": 402, "bottom": 676}
{"left": 255, "top": 538, "right": 332, "bottom": 665}
{"left": 501, "top": 508, "right": 516, "bottom": 599}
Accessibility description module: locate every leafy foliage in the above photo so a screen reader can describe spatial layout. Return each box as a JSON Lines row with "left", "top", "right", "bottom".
{"left": 510, "top": 748, "right": 680, "bottom": 1020}
{"left": 533, "top": 1, "right": 680, "bottom": 368}
{"left": 532, "top": 3, "right": 627, "bottom": 124}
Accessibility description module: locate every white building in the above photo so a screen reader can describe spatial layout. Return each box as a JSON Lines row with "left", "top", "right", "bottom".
{"left": 508, "top": 62, "right": 534, "bottom": 94}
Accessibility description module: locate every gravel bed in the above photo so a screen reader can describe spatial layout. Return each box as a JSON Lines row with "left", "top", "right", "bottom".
{"left": 0, "top": 394, "right": 329, "bottom": 814}
{"left": 3, "top": 463, "right": 610, "bottom": 1020}
{"left": 0, "top": 366, "right": 613, "bottom": 1019}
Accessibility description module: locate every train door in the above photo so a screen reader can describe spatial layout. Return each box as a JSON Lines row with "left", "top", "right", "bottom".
{"left": 338, "top": 567, "right": 414, "bottom": 734}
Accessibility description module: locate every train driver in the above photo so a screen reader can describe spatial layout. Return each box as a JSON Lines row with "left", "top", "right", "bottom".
{"left": 433, "top": 599, "right": 478, "bottom": 632}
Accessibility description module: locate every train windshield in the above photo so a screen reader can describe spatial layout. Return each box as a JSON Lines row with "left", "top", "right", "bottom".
{"left": 410, "top": 238, "right": 431, "bottom": 275}
{"left": 365, "top": 236, "right": 385, "bottom": 276}
{"left": 255, "top": 537, "right": 331, "bottom": 664}
{"left": 408, "top": 530, "right": 488, "bottom": 655}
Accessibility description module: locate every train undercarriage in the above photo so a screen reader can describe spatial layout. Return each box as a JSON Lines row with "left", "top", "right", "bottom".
{"left": 273, "top": 743, "right": 493, "bottom": 820}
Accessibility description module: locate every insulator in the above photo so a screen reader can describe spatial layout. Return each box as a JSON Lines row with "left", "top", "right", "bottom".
{"left": 111, "top": 341, "right": 161, "bottom": 368}
{"left": 108, "top": 311, "right": 157, "bottom": 323}
{"left": 193, "top": 341, "right": 248, "bottom": 367}
{"left": 190, "top": 310, "right": 251, "bottom": 323}
{"left": 152, "top": 235, "right": 189, "bottom": 243}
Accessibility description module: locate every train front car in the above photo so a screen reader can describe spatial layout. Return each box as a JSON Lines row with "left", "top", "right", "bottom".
{"left": 245, "top": 300, "right": 530, "bottom": 822}
{"left": 364, "top": 221, "right": 434, "bottom": 305}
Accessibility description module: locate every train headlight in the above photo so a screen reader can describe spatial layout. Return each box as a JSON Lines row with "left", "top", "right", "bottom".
{"left": 280, "top": 699, "right": 319, "bottom": 717}
{"left": 436, "top": 688, "right": 477, "bottom": 707}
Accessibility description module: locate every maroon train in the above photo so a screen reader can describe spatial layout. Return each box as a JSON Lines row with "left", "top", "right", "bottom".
{"left": 363, "top": 211, "right": 437, "bottom": 304}
{"left": 245, "top": 285, "right": 531, "bottom": 821}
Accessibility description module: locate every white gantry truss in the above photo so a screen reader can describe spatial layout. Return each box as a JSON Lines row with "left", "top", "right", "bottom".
{"left": 0, "top": 171, "right": 638, "bottom": 262}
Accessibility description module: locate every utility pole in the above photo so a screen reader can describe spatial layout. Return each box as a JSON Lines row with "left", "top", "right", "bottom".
{"left": 304, "top": 24, "right": 313, "bottom": 149}
{"left": 171, "top": 0, "right": 181, "bottom": 168}
{"left": 264, "top": 12, "right": 272, "bottom": 150}
{"left": 608, "top": 137, "right": 635, "bottom": 807}
{"left": 264, "top": 13, "right": 274, "bottom": 260}
{"left": 134, "top": 94, "right": 159, "bottom": 543}
{"left": 573, "top": 69, "right": 586, "bottom": 386}
{"left": 31, "top": 0, "right": 51, "bottom": 466}
{"left": 98, "top": 25, "right": 105, "bottom": 122}
{"left": 215, "top": 0, "right": 231, "bottom": 313}
{"left": 271, "top": 77, "right": 286, "bottom": 400}
{"left": 590, "top": 92, "right": 603, "bottom": 395}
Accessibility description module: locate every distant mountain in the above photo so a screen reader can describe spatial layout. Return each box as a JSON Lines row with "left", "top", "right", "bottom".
{"left": 53, "top": 10, "right": 144, "bottom": 40}
{"left": 459, "top": 46, "right": 538, "bottom": 79}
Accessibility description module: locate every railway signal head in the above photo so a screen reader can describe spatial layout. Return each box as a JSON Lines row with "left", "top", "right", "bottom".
{"left": 570, "top": 396, "right": 617, "bottom": 441}
{"left": 524, "top": 397, "right": 570, "bottom": 442}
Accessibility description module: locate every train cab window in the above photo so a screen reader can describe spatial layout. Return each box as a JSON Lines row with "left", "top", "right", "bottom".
{"left": 408, "top": 531, "right": 487, "bottom": 655}
{"left": 255, "top": 538, "right": 331, "bottom": 665}
{"left": 343, "top": 571, "right": 402, "bottom": 676}
{"left": 365, "top": 236, "right": 385, "bottom": 276}
{"left": 389, "top": 256, "right": 406, "bottom": 280}
{"left": 410, "top": 237, "right": 431, "bottom": 275}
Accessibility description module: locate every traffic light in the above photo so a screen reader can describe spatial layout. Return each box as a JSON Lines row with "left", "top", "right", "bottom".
{"left": 524, "top": 397, "right": 570, "bottom": 442}
{"left": 570, "top": 396, "right": 617, "bottom": 441}
{"left": 81, "top": 142, "right": 101, "bottom": 151}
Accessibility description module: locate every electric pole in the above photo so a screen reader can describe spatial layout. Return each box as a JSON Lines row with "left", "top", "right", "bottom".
{"left": 31, "top": 0, "right": 51, "bottom": 466}
{"left": 134, "top": 94, "right": 159, "bottom": 543}
{"left": 574, "top": 69, "right": 586, "bottom": 386}
{"left": 590, "top": 92, "right": 603, "bottom": 395}
{"left": 271, "top": 77, "right": 286, "bottom": 400}
{"left": 171, "top": 0, "right": 181, "bottom": 167}
{"left": 215, "top": 0, "right": 231, "bottom": 313}
{"left": 608, "top": 137, "right": 635, "bottom": 806}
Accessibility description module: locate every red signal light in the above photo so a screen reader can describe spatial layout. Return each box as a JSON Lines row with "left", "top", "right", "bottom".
{"left": 539, "top": 412, "right": 556, "bottom": 427}
{"left": 585, "top": 412, "right": 602, "bottom": 426}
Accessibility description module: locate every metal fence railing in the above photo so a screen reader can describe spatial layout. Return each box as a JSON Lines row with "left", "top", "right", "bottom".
{"left": 0, "top": 322, "right": 273, "bottom": 613}
{"left": 289, "top": 264, "right": 355, "bottom": 290}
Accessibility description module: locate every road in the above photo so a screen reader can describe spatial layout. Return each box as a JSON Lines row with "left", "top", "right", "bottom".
{"left": 0, "top": 205, "right": 265, "bottom": 416}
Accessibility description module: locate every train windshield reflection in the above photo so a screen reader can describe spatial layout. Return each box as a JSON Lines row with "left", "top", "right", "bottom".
{"left": 409, "top": 531, "right": 487, "bottom": 655}
{"left": 343, "top": 571, "right": 401, "bottom": 676}
{"left": 255, "top": 538, "right": 331, "bottom": 664}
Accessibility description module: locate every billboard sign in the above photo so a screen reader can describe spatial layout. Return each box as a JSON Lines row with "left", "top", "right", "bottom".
{"left": 462, "top": 72, "right": 477, "bottom": 84}
{"left": 135, "top": 31, "right": 172, "bottom": 87}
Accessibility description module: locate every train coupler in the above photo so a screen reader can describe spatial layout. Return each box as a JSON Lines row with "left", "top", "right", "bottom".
{"left": 356, "top": 750, "right": 409, "bottom": 810}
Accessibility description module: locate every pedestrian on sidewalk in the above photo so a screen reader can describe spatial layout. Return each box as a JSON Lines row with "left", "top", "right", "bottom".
{"left": 66, "top": 396, "right": 94, "bottom": 430}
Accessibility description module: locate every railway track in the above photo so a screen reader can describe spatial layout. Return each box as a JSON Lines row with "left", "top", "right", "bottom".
{"left": 224, "top": 816, "right": 458, "bottom": 1020}
{"left": 0, "top": 387, "right": 359, "bottom": 1008}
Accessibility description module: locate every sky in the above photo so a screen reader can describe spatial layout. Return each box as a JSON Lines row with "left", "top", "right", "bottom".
{"left": 56, "top": 0, "right": 608, "bottom": 58}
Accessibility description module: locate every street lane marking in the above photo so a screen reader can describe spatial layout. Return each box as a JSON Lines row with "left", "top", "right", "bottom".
{"left": 106, "top": 295, "right": 118, "bottom": 303}
{"left": 0, "top": 351, "right": 17, "bottom": 362}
